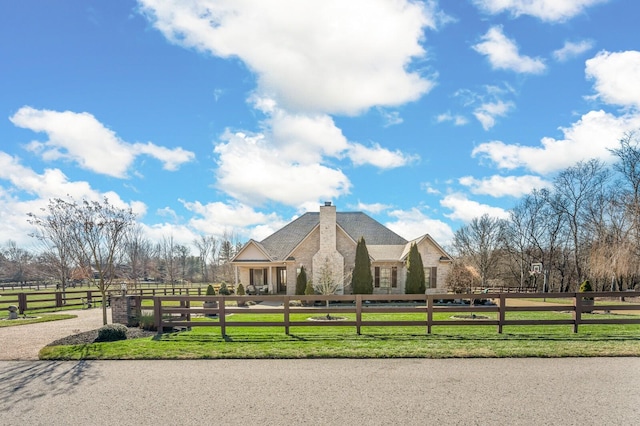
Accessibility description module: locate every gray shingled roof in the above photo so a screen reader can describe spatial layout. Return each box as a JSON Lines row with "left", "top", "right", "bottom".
{"left": 259, "top": 212, "right": 408, "bottom": 261}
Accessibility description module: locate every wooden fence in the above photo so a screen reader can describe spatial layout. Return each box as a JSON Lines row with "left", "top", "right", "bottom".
{"left": 0, "top": 286, "right": 205, "bottom": 314}
{"left": 152, "top": 291, "right": 640, "bottom": 336}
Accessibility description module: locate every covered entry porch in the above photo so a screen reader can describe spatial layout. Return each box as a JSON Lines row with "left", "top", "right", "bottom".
{"left": 233, "top": 262, "right": 288, "bottom": 295}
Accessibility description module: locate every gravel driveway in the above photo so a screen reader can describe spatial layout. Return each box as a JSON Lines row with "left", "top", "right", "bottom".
{"left": 0, "top": 308, "right": 108, "bottom": 360}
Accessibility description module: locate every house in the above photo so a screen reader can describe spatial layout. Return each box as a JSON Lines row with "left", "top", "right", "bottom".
{"left": 231, "top": 202, "right": 452, "bottom": 295}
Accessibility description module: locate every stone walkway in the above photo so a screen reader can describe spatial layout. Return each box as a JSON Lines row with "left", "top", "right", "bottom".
{"left": 0, "top": 308, "right": 108, "bottom": 360}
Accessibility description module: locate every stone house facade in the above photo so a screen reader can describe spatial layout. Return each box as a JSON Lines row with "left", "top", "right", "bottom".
{"left": 231, "top": 202, "right": 451, "bottom": 295}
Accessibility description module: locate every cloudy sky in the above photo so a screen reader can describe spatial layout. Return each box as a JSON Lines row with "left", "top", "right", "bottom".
{"left": 1, "top": 0, "right": 639, "bottom": 250}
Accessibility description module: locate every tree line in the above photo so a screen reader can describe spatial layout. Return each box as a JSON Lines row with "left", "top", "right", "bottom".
{"left": 451, "top": 133, "right": 640, "bottom": 292}
{"left": 0, "top": 200, "right": 244, "bottom": 289}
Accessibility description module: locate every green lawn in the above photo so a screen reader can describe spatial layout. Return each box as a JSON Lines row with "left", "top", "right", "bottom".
{"left": 39, "top": 311, "right": 640, "bottom": 360}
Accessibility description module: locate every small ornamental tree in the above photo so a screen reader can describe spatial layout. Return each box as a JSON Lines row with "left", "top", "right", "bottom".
{"left": 405, "top": 243, "right": 426, "bottom": 294}
{"left": 296, "top": 266, "right": 308, "bottom": 295}
{"left": 351, "top": 237, "right": 373, "bottom": 294}
{"left": 206, "top": 284, "right": 216, "bottom": 296}
{"left": 579, "top": 279, "right": 594, "bottom": 300}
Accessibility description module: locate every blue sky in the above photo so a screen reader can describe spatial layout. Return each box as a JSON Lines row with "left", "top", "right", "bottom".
{"left": 2, "top": 0, "right": 639, "bottom": 250}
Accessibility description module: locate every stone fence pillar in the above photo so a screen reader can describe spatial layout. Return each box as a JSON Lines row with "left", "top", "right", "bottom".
{"left": 111, "top": 295, "right": 142, "bottom": 326}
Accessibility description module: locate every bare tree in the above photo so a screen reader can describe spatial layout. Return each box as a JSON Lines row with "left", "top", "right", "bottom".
{"left": 1, "top": 240, "right": 33, "bottom": 285}
{"left": 312, "top": 256, "right": 350, "bottom": 319}
{"left": 28, "top": 199, "right": 77, "bottom": 297}
{"left": 453, "top": 214, "right": 506, "bottom": 288}
{"left": 551, "top": 159, "right": 610, "bottom": 285}
{"left": 194, "top": 235, "right": 217, "bottom": 283}
{"left": 124, "top": 225, "right": 153, "bottom": 290}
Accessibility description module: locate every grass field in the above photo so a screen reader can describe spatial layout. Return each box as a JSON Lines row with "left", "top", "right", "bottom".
{"left": 38, "top": 311, "right": 640, "bottom": 360}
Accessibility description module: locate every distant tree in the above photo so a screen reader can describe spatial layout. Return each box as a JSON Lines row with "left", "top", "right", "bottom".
{"left": 405, "top": 243, "right": 425, "bottom": 294}
{"left": 28, "top": 199, "right": 77, "bottom": 298}
{"left": 445, "top": 260, "right": 479, "bottom": 293}
{"left": 295, "top": 265, "right": 308, "bottom": 295}
{"left": 351, "top": 237, "right": 373, "bottom": 294}
{"left": 453, "top": 214, "right": 505, "bottom": 288}
{"left": 194, "top": 235, "right": 217, "bottom": 283}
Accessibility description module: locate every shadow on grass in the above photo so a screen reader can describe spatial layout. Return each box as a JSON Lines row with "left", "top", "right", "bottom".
{"left": 149, "top": 330, "right": 640, "bottom": 344}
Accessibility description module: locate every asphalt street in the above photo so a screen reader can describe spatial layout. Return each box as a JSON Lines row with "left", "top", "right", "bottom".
{"left": 1, "top": 358, "right": 638, "bottom": 425}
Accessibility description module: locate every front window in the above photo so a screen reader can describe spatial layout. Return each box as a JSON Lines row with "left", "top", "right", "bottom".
{"left": 250, "top": 268, "right": 266, "bottom": 286}
{"left": 374, "top": 266, "right": 397, "bottom": 288}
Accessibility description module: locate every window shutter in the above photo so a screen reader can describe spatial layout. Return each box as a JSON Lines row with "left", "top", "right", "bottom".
{"left": 431, "top": 267, "right": 437, "bottom": 288}
{"left": 391, "top": 267, "right": 397, "bottom": 288}
{"left": 374, "top": 267, "right": 380, "bottom": 287}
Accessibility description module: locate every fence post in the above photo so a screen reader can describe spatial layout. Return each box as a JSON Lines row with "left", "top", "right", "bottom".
{"left": 284, "top": 296, "right": 290, "bottom": 335}
{"left": 356, "top": 295, "right": 362, "bottom": 335}
{"left": 219, "top": 296, "right": 226, "bottom": 338}
{"left": 498, "top": 294, "right": 506, "bottom": 334}
{"left": 18, "top": 293, "right": 27, "bottom": 315}
{"left": 153, "top": 296, "right": 162, "bottom": 333}
{"left": 427, "top": 294, "right": 433, "bottom": 334}
{"left": 55, "top": 291, "right": 63, "bottom": 308}
{"left": 573, "top": 293, "right": 581, "bottom": 333}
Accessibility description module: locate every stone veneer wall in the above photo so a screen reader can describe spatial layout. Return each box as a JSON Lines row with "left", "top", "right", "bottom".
{"left": 111, "top": 295, "right": 142, "bottom": 326}
{"left": 312, "top": 204, "right": 345, "bottom": 294}
{"left": 417, "top": 240, "right": 450, "bottom": 288}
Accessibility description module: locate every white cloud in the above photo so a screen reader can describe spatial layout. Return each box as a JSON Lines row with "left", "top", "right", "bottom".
{"left": 553, "top": 40, "right": 594, "bottom": 62}
{"left": 268, "top": 111, "right": 349, "bottom": 164}
{"left": 378, "top": 110, "right": 404, "bottom": 127}
{"left": 472, "top": 110, "right": 640, "bottom": 174}
{"left": 473, "top": 26, "right": 546, "bottom": 74}
{"left": 473, "top": 100, "right": 515, "bottom": 130}
{"left": 436, "top": 112, "right": 468, "bottom": 126}
{"left": 459, "top": 175, "right": 551, "bottom": 197}
{"left": 139, "top": 0, "right": 445, "bottom": 115}
{"left": 385, "top": 207, "right": 454, "bottom": 244}
{"left": 586, "top": 50, "right": 640, "bottom": 109}
{"left": 441, "top": 193, "right": 509, "bottom": 222}
{"left": 10, "top": 107, "right": 194, "bottom": 178}
{"left": 132, "top": 143, "right": 196, "bottom": 171}
{"left": 213, "top": 130, "right": 351, "bottom": 208}
{"left": 0, "top": 151, "right": 147, "bottom": 247}
{"left": 181, "top": 199, "right": 284, "bottom": 240}
{"left": 347, "top": 142, "right": 419, "bottom": 169}
{"left": 355, "top": 202, "right": 391, "bottom": 215}
{"left": 472, "top": 0, "right": 609, "bottom": 22}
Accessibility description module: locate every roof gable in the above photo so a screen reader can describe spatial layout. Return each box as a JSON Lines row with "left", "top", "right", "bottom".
{"left": 232, "top": 240, "right": 272, "bottom": 262}
{"left": 259, "top": 211, "right": 408, "bottom": 260}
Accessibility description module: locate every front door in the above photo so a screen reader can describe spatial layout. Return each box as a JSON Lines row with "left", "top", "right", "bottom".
{"left": 276, "top": 267, "right": 287, "bottom": 294}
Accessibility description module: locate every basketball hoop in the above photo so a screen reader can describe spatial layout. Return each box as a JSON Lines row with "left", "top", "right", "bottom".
{"left": 530, "top": 262, "right": 542, "bottom": 276}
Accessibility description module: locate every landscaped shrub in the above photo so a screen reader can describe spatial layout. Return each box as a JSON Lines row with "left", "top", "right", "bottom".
{"left": 137, "top": 312, "right": 156, "bottom": 331}
{"left": 304, "top": 282, "right": 315, "bottom": 296}
{"left": 206, "top": 284, "right": 216, "bottom": 296}
{"left": 296, "top": 266, "right": 308, "bottom": 295}
{"left": 96, "top": 324, "right": 128, "bottom": 342}
{"left": 218, "top": 282, "right": 231, "bottom": 295}
{"left": 236, "top": 283, "right": 245, "bottom": 295}
{"left": 579, "top": 280, "right": 594, "bottom": 300}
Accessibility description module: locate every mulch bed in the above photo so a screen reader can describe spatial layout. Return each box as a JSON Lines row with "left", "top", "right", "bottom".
{"left": 47, "top": 328, "right": 156, "bottom": 346}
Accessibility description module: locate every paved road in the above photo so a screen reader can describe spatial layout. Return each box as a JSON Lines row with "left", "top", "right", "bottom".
{"left": 1, "top": 358, "right": 638, "bottom": 425}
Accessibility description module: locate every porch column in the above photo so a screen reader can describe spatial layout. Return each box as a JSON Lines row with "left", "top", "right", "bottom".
{"left": 268, "top": 265, "right": 273, "bottom": 293}
{"left": 234, "top": 265, "right": 238, "bottom": 286}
